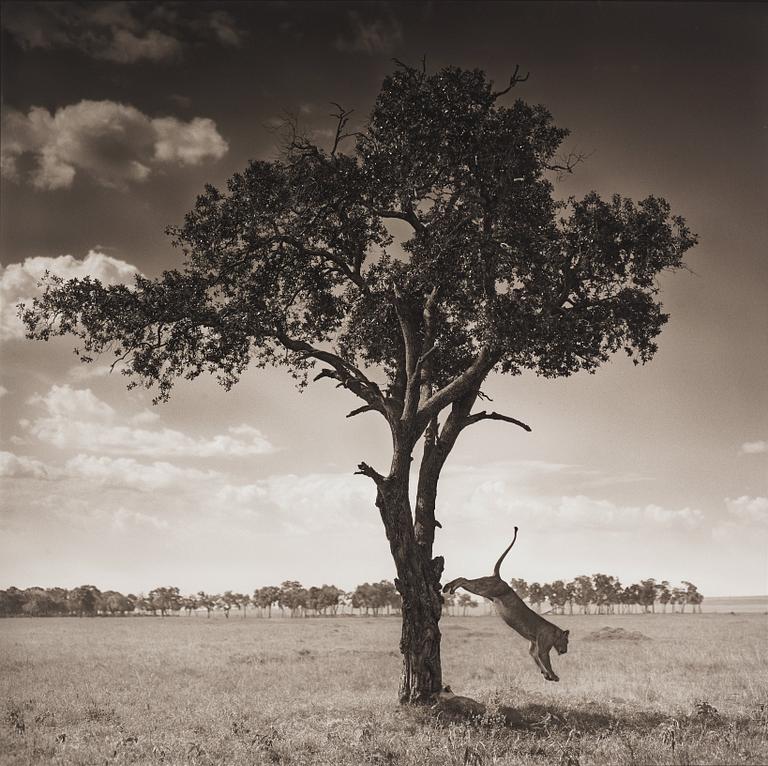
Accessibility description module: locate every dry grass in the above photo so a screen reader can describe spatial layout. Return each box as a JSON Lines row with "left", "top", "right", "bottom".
{"left": 1, "top": 612, "right": 767, "bottom": 765}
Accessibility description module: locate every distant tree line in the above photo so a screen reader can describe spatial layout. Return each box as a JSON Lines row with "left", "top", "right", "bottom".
{"left": 0, "top": 575, "right": 702, "bottom": 618}
{"left": 508, "top": 575, "right": 704, "bottom": 614}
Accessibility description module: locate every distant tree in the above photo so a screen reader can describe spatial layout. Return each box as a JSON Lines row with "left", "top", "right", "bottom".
{"left": 22, "top": 588, "right": 57, "bottom": 617}
{"left": 638, "top": 578, "right": 657, "bottom": 613}
{"left": 148, "top": 586, "right": 181, "bottom": 617}
{"left": 528, "top": 582, "right": 546, "bottom": 613}
{"left": 69, "top": 585, "right": 101, "bottom": 617}
{"left": 509, "top": 578, "right": 529, "bottom": 601}
{"left": 252, "top": 586, "right": 280, "bottom": 617}
{"left": 102, "top": 591, "right": 132, "bottom": 616}
{"left": 457, "top": 593, "right": 478, "bottom": 616}
{"left": 180, "top": 595, "right": 199, "bottom": 616}
{"left": 546, "top": 580, "right": 568, "bottom": 615}
{"left": 671, "top": 586, "right": 686, "bottom": 613}
{"left": 682, "top": 581, "right": 703, "bottom": 613}
{"left": 22, "top": 62, "right": 696, "bottom": 703}
{"left": 0, "top": 587, "right": 26, "bottom": 616}
{"left": 278, "top": 581, "right": 307, "bottom": 617}
{"left": 196, "top": 591, "right": 216, "bottom": 618}
{"left": 319, "top": 584, "right": 344, "bottom": 615}
{"left": 657, "top": 581, "right": 672, "bottom": 613}
{"left": 442, "top": 591, "right": 456, "bottom": 616}
{"left": 564, "top": 581, "right": 576, "bottom": 615}
{"left": 572, "top": 576, "right": 595, "bottom": 614}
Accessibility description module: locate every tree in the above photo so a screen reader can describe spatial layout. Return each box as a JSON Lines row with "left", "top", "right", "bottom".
{"left": 252, "top": 586, "right": 280, "bottom": 617}
{"left": 572, "top": 576, "right": 595, "bottom": 614}
{"left": 638, "top": 578, "right": 657, "bottom": 613}
{"left": 528, "top": 582, "right": 546, "bottom": 613}
{"left": 21, "top": 63, "right": 696, "bottom": 703}
{"left": 682, "top": 581, "right": 703, "bottom": 613}
{"left": 148, "top": 586, "right": 181, "bottom": 617}
{"left": 457, "top": 593, "right": 478, "bottom": 616}
{"left": 278, "top": 581, "right": 307, "bottom": 617}
{"left": 657, "top": 580, "right": 672, "bottom": 613}
{"left": 196, "top": 591, "right": 217, "bottom": 618}
{"left": 69, "top": 585, "right": 101, "bottom": 617}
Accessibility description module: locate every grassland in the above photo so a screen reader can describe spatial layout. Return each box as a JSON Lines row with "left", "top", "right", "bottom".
{"left": 2, "top": 612, "right": 767, "bottom": 765}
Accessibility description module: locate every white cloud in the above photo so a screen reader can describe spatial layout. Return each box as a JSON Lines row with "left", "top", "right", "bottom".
{"left": 216, "top": 472, "right": 377, "bottom": 533}
{"left": 25, "top": 384, "right": 276, "bottom": 458}
{"left": 335, "top": 12, "right": 403, "bottom": 55}
{"left": 725, "top": 496, "right": 768, "bottom": 525}
{"left": 1, "top": 100, "right": 228, "bottom": 190}
{"left": 64, "top": 454, "right": 222, "bottom": 492}
{"left": 740, "top": 441, "right": 767, "bottom": 455}
{"left": 0, "top": 386, "right": 8, "bottom": 398}
{"left": 113, "top": 507, "right": 169, "bottom": 531}
{"left": 0, "top": 451, "right": 54, "bottom": 480}
{"left": 1, "top": 250, "right": 140, "bottom": 340}
{"left": 464, "top": 480, "right": 703, "bottom": 531}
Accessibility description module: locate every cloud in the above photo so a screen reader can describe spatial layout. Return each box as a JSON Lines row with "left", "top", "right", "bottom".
{"left": 1, "top": 2, "right": 242, "bottom": 63}
{"left": 0, "top": 451, "right": 54, "bottom": 480}
{"left": 216, "top": 472, "right": 377, "bottom": 533}
{"left": 1, "top": 100, "right": 228, "bottom": 190}
{"left": 0, "top": 250, "right": 140, "bottom": 341}
{"left": 63, "top": 454, "right": 222, "bottom": 492}
{"left": 740, "top": 441, "right": 767, "bottom": 455}
{"left": 335, "top": 11, "right": 403, "bottom": 55}
{"left": 459, "top": 472, "right": 704, "bottom": 531}
{"left": 25, "top": 384, "right": 277, "bottom": 458}
{"left": 1, "top": 251, "right": 140, "bottom": 341}
{"left": 725, "top": 496, "right": 768, "bottom": 525}
{"left": 112, "top": 507, "right": 169, "bottom": 530}
{"left": 0, "top": 386, "right": 8, "bottom": 398}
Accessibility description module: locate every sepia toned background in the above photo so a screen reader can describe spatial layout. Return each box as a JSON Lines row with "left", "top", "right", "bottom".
{"left": 1, "top": 1, "right": 766, "bottom": 597}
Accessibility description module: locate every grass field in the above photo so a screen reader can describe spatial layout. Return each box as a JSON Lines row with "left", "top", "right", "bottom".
{"left": 2, "top": 612, "right": 767, "bottom": 765}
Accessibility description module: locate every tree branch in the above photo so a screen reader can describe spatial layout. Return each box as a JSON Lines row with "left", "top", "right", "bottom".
{"left": 346, "top": 404, "right": 376, "bottom": 418}
{"left": 275, "top": 330, "right": 387, "bottom": 416}
{"left": 464, "top": 411, "right": 532, "bottom": 432}
{"left": 355, "top": 461, "right": 385, "bottom": 486}
{"left": 491, "top": 64, "right": 529, "bottom": 99}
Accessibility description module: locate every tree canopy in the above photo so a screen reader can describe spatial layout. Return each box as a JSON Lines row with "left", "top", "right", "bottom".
{"left": 22, "top": 64, "right": 695, "bottom": 426}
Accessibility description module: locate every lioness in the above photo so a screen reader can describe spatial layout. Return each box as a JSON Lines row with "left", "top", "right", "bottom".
{"left": 442, "top": 527, "right": 569, "bottom": 682}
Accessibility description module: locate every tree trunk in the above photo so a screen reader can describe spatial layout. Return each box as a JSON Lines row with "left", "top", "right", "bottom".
{"left": 371, "top": 452, "right": 444, "bottom": 705}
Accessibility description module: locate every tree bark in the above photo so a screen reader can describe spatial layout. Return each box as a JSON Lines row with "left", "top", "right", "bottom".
{"left": 372, "top": 451, "right": 444, "bottom": 704}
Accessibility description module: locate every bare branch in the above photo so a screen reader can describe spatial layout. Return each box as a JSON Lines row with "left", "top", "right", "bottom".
{"left": 355, "top": 461, "right": 384, "bottom": 485}
{"left": 375, "top": 206, "right": 426, "bottom": 234}
{"left": 275, "top": 329, "right": 387, "bottom": 416}
{"left": 346, "top": 404, "right": 376, "bottom": 418}
{"left": 491, "top": 64, "right": 529, "bottom": 99}
{"left": 464, "top": 410, "right": 532, "bottom": 432}
{"left": 329, "top": 102, "right": 354, "bottom": 156}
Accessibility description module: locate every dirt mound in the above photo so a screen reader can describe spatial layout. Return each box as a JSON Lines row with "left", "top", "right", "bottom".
{"left": 583, "top": 626, "right": 651, "bottom": 642}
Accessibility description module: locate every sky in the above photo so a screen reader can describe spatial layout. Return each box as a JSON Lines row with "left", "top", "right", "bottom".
{"left": 1, "top": 1, "right": 766, "bottom": 598}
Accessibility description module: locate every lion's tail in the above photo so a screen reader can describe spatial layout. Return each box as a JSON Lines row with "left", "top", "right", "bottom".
{"left": 493, "top": 527, "right": 519, "bottom": 578}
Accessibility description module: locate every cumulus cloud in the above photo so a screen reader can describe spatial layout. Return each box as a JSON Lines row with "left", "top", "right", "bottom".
{"left": 0, "top": 250, "right": 140, "bottom": 341}
{"left": 25, "top": 384, "right": 277, "bottom": 458}
{"left": 740, "top": 441, "right": 767, "bottom": 455}
{"left": 1, "top": 100, "right": 228, "bottom": 190}
{"left": 216, "top": 472, "right": 377, "bottom": 533}
{"left": 1, "top": 2, "right": 242, "bottom": 63}
{"left": 0, "top": 451, "right": 54, "bottom": 480}
{"left": 64, "top": 454, "right": 222, "bottom": 492}
{"left": 464, "top": 478, "right": 703, "bottom": 530}
{"left": 335, "top": 11, "right": 403, "bottom": 55}
{"left": 725, "top": 496, "right": 768, "bottom": 525}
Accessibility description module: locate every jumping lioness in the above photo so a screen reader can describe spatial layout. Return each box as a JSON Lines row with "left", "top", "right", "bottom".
{"left": 442, "top": 527, "right": 569, "bottom": 682}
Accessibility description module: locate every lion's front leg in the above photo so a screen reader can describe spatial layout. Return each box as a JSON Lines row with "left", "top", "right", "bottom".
{"left": 536, "top": 642, "right": 559, "bottom": 682}
{"left": 442, "top": 577, "right": 469, "bottom": 595}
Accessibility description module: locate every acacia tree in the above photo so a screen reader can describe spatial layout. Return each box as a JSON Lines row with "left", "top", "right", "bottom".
{"left": 21, "top": 63, "right": 695, "bottom": 703}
